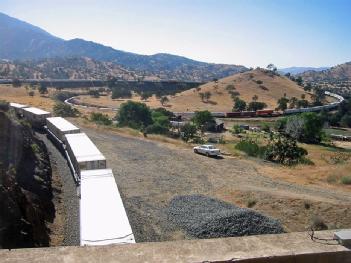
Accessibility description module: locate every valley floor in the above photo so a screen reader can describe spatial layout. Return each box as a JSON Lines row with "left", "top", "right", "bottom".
{"left": 76, "top": 122, "right": 351, "bottom": 242}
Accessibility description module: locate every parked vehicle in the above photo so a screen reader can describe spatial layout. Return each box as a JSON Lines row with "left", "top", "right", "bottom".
{"left": 193, "top": 144, "right": 221, "bottom": 156}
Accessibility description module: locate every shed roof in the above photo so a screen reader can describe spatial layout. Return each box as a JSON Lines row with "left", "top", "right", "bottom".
{"left": 46, "top": 117, "right": 80, "bottom": 132}
{"left": 65, "top": 133, "right": 105, "bottom": 162}
{"left": 80, "top": 169, "right": 135, "bottom": 245}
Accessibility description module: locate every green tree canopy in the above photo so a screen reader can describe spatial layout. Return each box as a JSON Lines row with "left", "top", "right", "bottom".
{"left": 117, "top": 101, "right": 153, "bottom": 129}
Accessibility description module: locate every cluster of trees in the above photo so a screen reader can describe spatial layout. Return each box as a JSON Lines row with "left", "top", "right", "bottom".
{"left": 107, "top": 78, "right": 199, "bottom": 99}
{"left": 199, "top": 91, "right": 212, "bottom": 102}
{"left": 276, "top": 112, "right": 324, "bottom": 144}
{"left": 276, "top": 94, "right": 309, "bottom": 111}
{"left": 320, "top": 98, "right": 351, "bottom": 128}
{"left": 232, "top": 95, "right": 267, "bottom": 112}
{"left": 117, "top": 101, "right": 173, "bottom": 135}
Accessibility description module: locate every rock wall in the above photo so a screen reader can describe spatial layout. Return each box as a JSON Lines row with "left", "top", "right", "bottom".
{"left": 0, "top": 111, "right": 54, "bottom": 248}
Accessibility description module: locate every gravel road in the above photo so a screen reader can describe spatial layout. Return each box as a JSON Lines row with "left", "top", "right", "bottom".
{"left": 38, "top": 133, "right": 80, "bottom": 246}
{"left": 79, "top": 126, "right": 351, "bottom": 242}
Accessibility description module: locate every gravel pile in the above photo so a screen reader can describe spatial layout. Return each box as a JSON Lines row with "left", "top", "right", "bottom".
{"left": 167, "top": 195, "right": 284, "bottom": 239}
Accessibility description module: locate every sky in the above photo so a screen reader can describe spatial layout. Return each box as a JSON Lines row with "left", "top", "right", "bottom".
{"left": 0, "top": 0, "right": 350, "bottom": 68}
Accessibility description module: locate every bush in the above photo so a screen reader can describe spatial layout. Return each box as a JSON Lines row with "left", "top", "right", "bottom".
{"left": 111, "top": 87, "right": 132, "bottom": 99}
{"left": 232, "top": 124, "right": 243, "bottom": 134}
{"left": 90, "top": 112, "right": 112, "bottom": 125}
{"left": 53, "top": 102, "right": 79, "bottom": 117}
{"left": 235, "top": 139, "right": 266, "bottom": 157}
{"left": 261, "top": 123, "right": 270, "bottom": 132}
{"left": 340, "top": 176, "right": 351, "bottom": 185}
{"left": 88, "top": 89, "right": 100, "bottom": 98}
{"left": 192, "top": 110, "right": 215, "bottom": 131}
{"left": 145, "top": 123, "right": 169, "bottom": 135}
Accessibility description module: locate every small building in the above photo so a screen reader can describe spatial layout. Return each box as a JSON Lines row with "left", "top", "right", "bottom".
{"left": 9, "top": 102, "right": 28, "bottom": 116}
{"left": 22, "top": 107, "right": 51, "bottom": 127}
{"left": 80, "top": 169, "right": 135, "bottom": 246}
{"left": 46, "top": 117, "right": 81, "bottom": 142}
{"left": 64, "top": 133, "right": 106, "bottom": 175}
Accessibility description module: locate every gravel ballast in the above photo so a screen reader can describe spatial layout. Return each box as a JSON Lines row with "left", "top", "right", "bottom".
{"left": 167, "top": 195, "right": 284, "bottom": 239}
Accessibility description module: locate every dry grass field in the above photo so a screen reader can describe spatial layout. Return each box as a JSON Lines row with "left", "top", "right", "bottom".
{"left": 76, "top": 69, "right": 318, "bottom": 112}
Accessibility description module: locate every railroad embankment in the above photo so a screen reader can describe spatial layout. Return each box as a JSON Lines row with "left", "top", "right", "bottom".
{"left": 0, "top": 110, "right": 54, "bottom": 248}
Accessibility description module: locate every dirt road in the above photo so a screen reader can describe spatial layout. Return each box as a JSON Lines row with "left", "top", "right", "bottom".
{"left": 80, "top": 126, "right": 351, "bottom": 242}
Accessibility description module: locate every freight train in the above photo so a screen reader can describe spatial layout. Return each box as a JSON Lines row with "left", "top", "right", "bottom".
{"left": 174, "top": 91, "right": 344, "bottom": 119}
{"left": 9, "top": 103, "right": 135, "bottom": 246}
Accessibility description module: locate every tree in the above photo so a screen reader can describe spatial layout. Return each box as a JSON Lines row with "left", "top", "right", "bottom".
{"left": 277, "top": 97, "right": 289, "bottom": 111}
{"left": 192, "top": 110, "right": 215, "bottom": 131}
{"left": 111, "top": 87, "right": 132, "bottom": 99}
{"left": 28, "top": 91, "right": 35, "bottom": 97}
{"left": 141, "top": 92, "right": 151, "bottom": 101}
{"left": 204, "top": 91, "right": 212, "bottom": 102}
{"left": 265, "top": 134, "right": 308, "bottom": 165}
{"left": 160, "top": 96, "right": 169, "bottom": 106}
{"left": 117, "top": 101, "right": 153, "bottom": 129}
{"left": 88, "top": 89, "right": 100, "bottom": 98}
{"left": 53, "top": 102, "right": 79, "bottom": 117}
{"left": 12, "top": 78, "right": 22, "bottom": 88}
{"left": 304, "top": 83, "right": 312, "bottom": 92}
{"left": 247, "top": 101, "right": 267, "bottom": 111}
{"left": 199, "top": 92, "right": 205, "bottom": 102}
{"left": 38, "top": 83, "right": 48, "bottom": 95}
{"left": 296, "top": 76, "right": 303, "bottom": 86}
{"left": 181, "top": 123, "right": 197, "bottom": 142}
{"left": 252, "top": 94, "right": 258, "bottom": 102}
{"left": 233, "top": 97, "right": 247, "bottom": 111}
{"left": 267, "top": 64, "right": 277, "bottom": 72}
{"left": 289, "top": 97, "right": 298, "bottom": 109}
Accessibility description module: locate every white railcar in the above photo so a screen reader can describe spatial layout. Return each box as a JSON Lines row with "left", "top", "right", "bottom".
{"left": 9, "top": 102, "right": 28, "bottom": 116}
{"left": 65, "top": 133, "right": 106, "bottom": 175}
{"left": 23, "top": 107, "right": 51, "bottom": 127}
{"left": 46, "top": 117, "right": 80, "bottom": 142}
{"left": 80, "top": 169, "right": 135, "bottom": 245}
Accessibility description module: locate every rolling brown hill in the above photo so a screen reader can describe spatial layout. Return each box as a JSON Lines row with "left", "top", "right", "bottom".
{"left": 167, "top": 69, "right": 310, "bottom": 112}
{"left": 299, "top": 62, "right": 351, "bottom": 82}
{"left": 0, "top": 57, "right": 139, "bottom": 80}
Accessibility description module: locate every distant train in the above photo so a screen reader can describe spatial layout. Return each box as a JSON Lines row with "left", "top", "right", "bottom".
{"left": 174, "top": 91, "right": 344, "bottom": 119}
{"left": 8, "top": 102, "right": 135, "bottom": 246}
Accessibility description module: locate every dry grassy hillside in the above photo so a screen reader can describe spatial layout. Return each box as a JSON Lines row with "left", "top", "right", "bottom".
{"left": 168, "top": 69, "right": 310, "bottom": 112}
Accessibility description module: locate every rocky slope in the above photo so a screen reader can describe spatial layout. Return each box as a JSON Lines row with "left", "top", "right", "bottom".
{"left": 299, "top": 62, "right": 351, "bottom": 82}
{"left": 0, "top": 108, "right": 54, "bottom": 248}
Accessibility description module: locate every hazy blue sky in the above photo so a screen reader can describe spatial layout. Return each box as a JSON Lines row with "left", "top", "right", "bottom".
{"left": 0, "top": 0, "right": 350, "bottom": 68}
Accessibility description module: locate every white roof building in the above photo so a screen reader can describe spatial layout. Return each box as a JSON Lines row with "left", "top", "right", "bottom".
{"left": 80, "top": 169, "right": 135, "bottom": 245}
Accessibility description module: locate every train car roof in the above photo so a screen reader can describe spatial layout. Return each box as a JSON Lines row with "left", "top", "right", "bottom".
{"left": 64, "top": 133, "right": 105, "bottom": 162}
{"left": 23, "top": 107, "right": 51, "bottom": 115}
{"left": 46, "top": 117, "right": 80, "bottom": 132}
{"left": 80, "top": 169, "right": 135, "bottom": 245}
{"left": 10, "top": 102, "right": 28, "bottom": 109}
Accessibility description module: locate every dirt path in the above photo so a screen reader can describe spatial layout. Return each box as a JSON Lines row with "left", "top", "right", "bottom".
{"left": 80, "top": 126, "right": 351, "bottom": 242}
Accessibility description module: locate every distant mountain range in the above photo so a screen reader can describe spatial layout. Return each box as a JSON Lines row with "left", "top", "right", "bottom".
{"left": 298, "top": 62, "right": 351, "bottom": 82}
{"left": 0, "top": 12, "right": 247, "bottom": 81}
{"left": 279, "top": 66, "right": 330, "bottom": 75}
